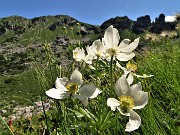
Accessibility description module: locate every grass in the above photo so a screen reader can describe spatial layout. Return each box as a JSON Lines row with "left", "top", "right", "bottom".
{"left": 0, "top": 31, "right": 180, "bottom": 135}
{"left": 0, "top": 70, "right": 42, "bottom": 115}
{"left": 136, "top": 38, "right": 180, "bottom": 134}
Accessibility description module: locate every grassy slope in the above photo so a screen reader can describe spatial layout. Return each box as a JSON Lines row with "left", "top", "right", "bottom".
{"left": 136, "top": 38, "right": 180, "bottom": 135}
{"left": 0, "top": 70, "right": 42, "bottom": 115}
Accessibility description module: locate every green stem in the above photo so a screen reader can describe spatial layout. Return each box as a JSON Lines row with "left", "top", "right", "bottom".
{"left": 77, "top": 24, "right": 82, "bottom": 49}
{"left": 79, "top": 60, "right": 85, "bottom": 71}
{"left": 72, "top": 60, "right": 75, "bottom": 72}
{"left": 48, "top": 55, "right": 54, "bottom": 82}
{"left": 0, "top": 116, "right": 14, "bottom": 135}
{"left": 72, "top": 100, "right": 79, "bottom": 135}
{"left": 95, "top": 57, "right": 99, "bottom": 86}
{"left": 67, "top": 60, "right": 75, "bottom": 77}
{"left": 40, "top": 94, "right": 50, "bottom": 134}
{"left": 110, "top": 55, "right": 114, "bottom": 91}
{"left": 71, "top": 28, "right": 75, "bottom": 40}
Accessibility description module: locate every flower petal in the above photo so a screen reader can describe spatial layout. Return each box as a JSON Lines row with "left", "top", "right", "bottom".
{"left": 55, "top": 77, "right": 68, "bottom": 92}
{"left": 58, "top": 77, "right": 69, "bottom": 86}
{"left": 72, "top": 95, "right": 89, "bottom": 106}
{"left": 103, "top": 25, "right": 120, "bottom": 48}
{"left": 84, "top": 54, "right": 94, "bottom": 64}
{"left": 86, "top": 45, "right": 93, "bottom": 55}
{"left": 45, "top": 88, "right": 69, "bottom": 99}
{"left": 92, "top": 39, "right": 105, "bottom": 58}
{"left": 130, "top": 82, "right": 142, "bottom": 95}
{"left": 116, "top": 52, "right": 135, "bottom": 61}
{"left": 130, "top": 82, "right": 148, "bottom": 109}
{"left": 107, "top": 98, "right": 120, "bottom": 111}
{"left": 70, "top": 68, "right": 83, "bottom": 86}
{"left": 133, "top": 92, "right": 148, "bottom": 109}
{"left": 126, "top": 72, "right": 134, "bottom": 85}
{"left": 78, "top": 84, "right": 101, "bottom": 99}
{"left": 120, "top": 38, "right": 139, "bottom": 53}
{"left": 134, "top": 73, "right": 154, "bottom": 78}
{"left": 125, "top": 110, "right": 141, "bottom": 132}
{"left": 118, "top": 39, "right": 131, "bottom": 49}
{"left": 117, "top": 107, "right": 130, "bottom": 116}
{"left": 115, "top": 76, "right": 130, "bottom": 97}
{"left": 94, "top": 39, "right": 104, "bottom": 52}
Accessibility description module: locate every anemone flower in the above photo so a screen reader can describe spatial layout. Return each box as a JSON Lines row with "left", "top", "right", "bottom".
{"left": 73, "top": 47, "right": 93, "bottom": 64}
{"left": 102, "top": 25, "right": 139, "bottom": 61}
{"left": 116, "top": 62, "right": 153, "bottom": 84}
{"left": 107, "top": 76, "right": 148, "bottom": 132}
{"left": 45, "top": 69, "right": 101, "bottom": 106}
{"left": 88, "top": 39, "right": 106, "bottom": 59}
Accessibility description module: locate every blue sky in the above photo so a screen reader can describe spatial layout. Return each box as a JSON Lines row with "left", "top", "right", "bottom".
{"left": 0, "top": 0, "right": 179, "bottom": 25}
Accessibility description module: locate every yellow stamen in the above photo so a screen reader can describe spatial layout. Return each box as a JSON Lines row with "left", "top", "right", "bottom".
{"left": 74, "top": 51, "right": 78, "bottom": 56}
{"left": 126, "top": 62, "right": 137, "bottom": 72}
{"left": 66, "top": 82, "right": 79, "bottom": 94}
{"left": 119, "top": 95, "right": 135, "bottom": 113}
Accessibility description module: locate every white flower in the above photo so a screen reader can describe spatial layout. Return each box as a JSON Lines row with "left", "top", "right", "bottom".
{"left": 116, "top": 62, "right": 153, "bottom": 85}
{"left": 89, "top": 39, "right": 106, "bottom": 59}
{"left": 102, "top": 25, "right": 139, "bottom": 61}
{"left": 73, "top": 47, "right": 85, "bottom": 62}
{"left": 73, "top": 47, "right": 93, "bottom": 64}
{"left": 45, "top": 69, "right": 101, "bottom": 106}
{"left": 107, "top": 76, "right": 148, "bottom": 132}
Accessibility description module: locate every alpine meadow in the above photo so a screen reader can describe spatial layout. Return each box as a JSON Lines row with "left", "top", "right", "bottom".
{"left": 0, "top": 13, "right": 180, "bottom": 135}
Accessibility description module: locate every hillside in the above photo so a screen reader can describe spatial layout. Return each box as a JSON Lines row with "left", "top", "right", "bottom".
{"left": 0, "top": 15, "right": 102, "bottom": 75}
{"left": 0, "top": 13, "right": 178, "bottom": 75}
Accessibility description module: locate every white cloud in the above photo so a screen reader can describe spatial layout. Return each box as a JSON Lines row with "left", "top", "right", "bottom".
{"left": 165, "top": 15, "right": 176, "bottom": 22}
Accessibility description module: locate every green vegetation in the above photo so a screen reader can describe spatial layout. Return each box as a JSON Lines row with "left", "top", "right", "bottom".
{"left": 1, "top": 32, "right": 179, "bottom": 135}
{"left": 0, "top": 70, "right": 41, "bottom": 109}
{"left": 135, "top": 38, "right": 180, "bottom": 135}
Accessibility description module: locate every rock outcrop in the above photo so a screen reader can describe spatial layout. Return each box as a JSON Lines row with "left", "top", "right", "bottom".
{"left": 0, "top": 27, "right": 6, "bottom": 35}
{"left": 101, "top": 16, "right": 133, "bottom": 31}
{"left": 150, "top": 14, "right": 177, "bottom": 34}
{"left": 132, "top": 15, "right": 151, "bottom": 34}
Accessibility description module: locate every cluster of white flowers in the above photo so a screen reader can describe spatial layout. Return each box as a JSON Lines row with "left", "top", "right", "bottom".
{"left": 45, "top": 25, "right": 152, "bottom": 132}
{"left": 73, "top": 25, "right": 140, "bottom": 63}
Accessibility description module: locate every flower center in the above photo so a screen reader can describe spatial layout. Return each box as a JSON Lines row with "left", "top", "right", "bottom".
{"left": 66, "top": 82, "right": 79, "bottom": 94}
{"left": 106, "top": 48, "right": 117, "bottom": 56}
{"left": 73, "top": 51, "right": 78, "bottom": 58}
{"left": 126, "top": 62, "right": 137, "bottom": 72}
{"left": 119, "top": 95, "right": 135, "bottom": 113}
